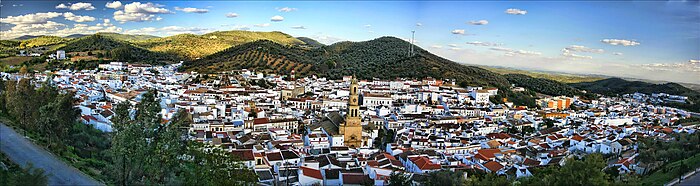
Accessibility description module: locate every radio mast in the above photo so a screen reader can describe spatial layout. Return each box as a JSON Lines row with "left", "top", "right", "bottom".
{"left": 409, "top": 30, "right": 415, "bottom": 57}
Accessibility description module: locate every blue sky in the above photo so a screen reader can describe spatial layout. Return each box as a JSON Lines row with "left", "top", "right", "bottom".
{"left": 1, "top": 1, "right": 699, "bottom": 83}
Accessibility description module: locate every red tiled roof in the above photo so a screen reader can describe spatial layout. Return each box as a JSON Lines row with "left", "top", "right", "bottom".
{"left": 300, "top": 166, "right": 323, "bottom": 180}
{"left": 477, "top": 149, "right": 501, "bottom": 159}
{"left": 253, "top": 118, "right": 270, "bottom": 125}
{"left": 483, "top": 161, "right": 504, "bottom": 172}
{"left": 571, "top": 135, "right": 584, "bottom": 141}
{"left": 410, "top": 156, "right": 441, "bottom": 170}
{"left": 523, "top": 158, "right": 541, "bottom": 166}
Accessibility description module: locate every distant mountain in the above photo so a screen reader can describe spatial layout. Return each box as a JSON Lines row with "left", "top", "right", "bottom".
{"left": 481, "top": 65, "right": 606, "bottom": 84}
{"left": 64, "top": 34, "right": 88, "bottom": 39}
{"left": 505, "top": 74, "right": 585, "bottom": 97}
{"left": 135, "top": 30, "right": 304, "bottom": 59}
{"left": 296, "top": 37, "right": 324, "bottom": 47}
{"left": 572, "top": 78, "right": 700, "bottom": 112}
{"left": 13, "top": 35, "right": 41, "bottom": 40}
{"left": 96, "top": 32, "right": 159, "bottom": 41}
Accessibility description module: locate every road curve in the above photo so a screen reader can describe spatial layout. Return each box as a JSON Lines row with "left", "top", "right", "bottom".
{"left": 0, "top": 123, "right": 103, "bottom": 186}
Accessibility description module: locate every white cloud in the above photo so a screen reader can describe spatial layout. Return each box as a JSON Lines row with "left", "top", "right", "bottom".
{"left": 416, "top": 23, "right": 422, "bottom": 27}
{"left": 601, "top": 39, "right": 640, "bottom": 46}
{"left": 291, "top": 25, "right": 306, "bottom": 29}
{"left": 449, "top": 47, "right": 462, "bottom": 51}
{"left": 0, "top": 12, "right": 63, "bottom": 25}
{"left": 124, "top": 2, "right": 172, "bottom": 14}
{"left": 114, "top": 11, "right": 157, "bottom": 23}
{"left": 254, "top": 23, "right": 271, "bottom": 27}
{"left": 175, "top": 7, "right": 209, "bottom": 13}
{"left": 690, "top": 59, "right": 700, "bottom": 63}
{"left": 309, "top": 33, "right": 344, "bottom": 45}
{"left": 505, "top": 8, "right": 527, "bottom": 15}
{"left": 63, "top": 12, "right": 96, "bottom": 23}
{"left": 562, "top": 50, "right": 593, "bottom": 59}
{"left": 466, "top": 41, "right": 501, "bottom": 47}
{"left": 1, "top": 20, "right": 125, "bottom": 39}
{"left": 56, "top": 4, "right": 69, "bottom": 9}
{"left": 468, "top": 20, "right": 488, "bottom": 25}
{"left": 105, "top": 1, "right": 123, "bottom": 9}
{"left": 113, "top": 2, "right": 172, "bottom": 23}
{"left": 613, "top": 52, "right": 623, "bottom": 56}
{"left": 431, "top": 45, "right": 443, "bottom": 49}
{"left": 277, "top": 7, "right": 297, "bottom": 12}
{"left": 270, "top": 15, "right": 284, "bottom": 22}
{"left": 225, "top": 12, "right": 239, "bottom": 18}
{"left": 448, "top": 44, "right": 458, "bottom": 47}
{"left": 123, "top": 25, "right": 208, "bottom": 35}
{"left": 56, "top": 2, "right": 96, "bottom": 11}
{"left": 490, "top": 47, "right": 541, "bottom": 56}
{"left": 561, "top": 45, "right": 604, "bottom": 59}
{"left": 565, "top": 45, "right": 604, "bottom": 53}
{"left": 122, "top": 27, "right": 158, "bottom": 35}
{"left": 364, "top": 24, "right": 372, "bottom": 28}
{"left": 451, "top": 29, "right": 465, "bottom": 35}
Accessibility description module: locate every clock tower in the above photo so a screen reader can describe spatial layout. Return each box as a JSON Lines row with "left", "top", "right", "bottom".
{"left": 341, "top": 76, "right": 363, "bottom": 148}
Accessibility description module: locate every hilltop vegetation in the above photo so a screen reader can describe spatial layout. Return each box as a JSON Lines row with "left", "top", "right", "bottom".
{"left": 57, "top": 35, "right": 180, "bottom": 63}
{"left": 185, "top": 36, "right": 542, "bottom": 107}
{"left": 19, "top": 36, "right": 69, "bottom": 49}
{"left": 135, "top": 31, "right": 304, "bottom": 59}
{"left": 572, "top": 78, "right": 700, "bottom": 112}
{"left": 296, "top": 37, "right": 324, "bottom": 47}
{"left": 505, "top": 74, "right": 585, "bottom": 97}
{"left": 186, "top": 36, "right": 511, "bottom": 88}
{"left": 483, "top": 66, "right": 605, "bottom": 83}
{"left": 96, "top": 32, "right": 159, "bottom": 41}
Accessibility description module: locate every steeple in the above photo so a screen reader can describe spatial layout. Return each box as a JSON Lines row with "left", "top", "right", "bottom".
{"left": 341, "top": 75, "right": 363, "bottom": 148}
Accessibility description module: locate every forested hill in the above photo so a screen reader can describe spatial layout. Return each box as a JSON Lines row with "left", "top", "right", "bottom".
{"left": 572, "top": 78, "right": 700, "bottom": 112}
{"left": 505, "top": 74, "right": 584, "bottom": 97}
{"left": 58, "top": 35, "right": 181, "bottom": 63}
{"left": 184, "top": 36, "right": 511, "bottom": 88}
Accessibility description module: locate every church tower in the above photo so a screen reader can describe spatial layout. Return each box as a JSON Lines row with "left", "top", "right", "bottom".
{"left": 341, "top": 76, "right": 363, "bottom": 148}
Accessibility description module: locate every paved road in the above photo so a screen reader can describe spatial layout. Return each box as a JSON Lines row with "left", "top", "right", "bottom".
{"left": 0, "top": 123, "right": 103, "bottom": 186}
{"left": 678, "top": 171, "right": 700, "bottom": 186}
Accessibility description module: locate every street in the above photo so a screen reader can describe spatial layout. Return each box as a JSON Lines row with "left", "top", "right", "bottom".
{"left": 0, "top": 123, "right": 103, "bottom": 186}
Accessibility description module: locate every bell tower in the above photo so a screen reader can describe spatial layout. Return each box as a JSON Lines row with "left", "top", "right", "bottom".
{"left": 342, "top": 76, "right": 362, "bottom": 148}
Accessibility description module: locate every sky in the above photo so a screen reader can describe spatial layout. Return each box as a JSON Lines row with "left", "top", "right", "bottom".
{"left": 1, "top": 0, "right": 699, "bottom": 84}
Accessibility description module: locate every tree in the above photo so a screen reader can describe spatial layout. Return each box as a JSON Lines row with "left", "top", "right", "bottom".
{"left": 6, "top": 79, "right": 38, "bottom": 133}
{"left": 0, "top": 163, "right": 48, "bottom": 186}
{"left": 421, "top": 170, "right": 465, "bottom": 186}
{"left": 388, "top": 171, "right": 411, "bottom": 186}
{"left": 464, "top": 173, "right": 509, "bottom": 186}
{"left": 19, "top": 65, "right": 28, "bottom": 74}
{"left": 556, "top": 154, "right": 608, "bottom": 186}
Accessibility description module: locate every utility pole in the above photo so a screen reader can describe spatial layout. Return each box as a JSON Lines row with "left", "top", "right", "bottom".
{"left": 409, "top": 30, "right": 416, "bottom": 57}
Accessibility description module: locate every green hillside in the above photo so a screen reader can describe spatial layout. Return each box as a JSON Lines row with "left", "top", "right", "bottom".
{"left": 96, "top": 32, "right": 160, "bottom": 41}
{"left": 482, "top": 66, "right": 605, "bottom": 83}
{"left": 58, "top": 35, "right": 180, "bottom": 63}
{"left": 572, "top": 78, "right": 700, "bottom": 112}
{"left": 185, "top": 36, "right": 540, "bottom": 106}
{"left": 505, "top": 74, "right": 585, "bottom": 97}
{"left": 135, "top": 30, "right": 304, "bottom": 59}
{"left": 296, "top": 37, "right": 324, "bottom": 47}
{"left": 19, "top": 36, "right": 69, "bottom": 49}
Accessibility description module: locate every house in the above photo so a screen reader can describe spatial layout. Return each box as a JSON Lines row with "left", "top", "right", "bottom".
{"left": 405, "top": 156, "right": 441, "bottom": 174}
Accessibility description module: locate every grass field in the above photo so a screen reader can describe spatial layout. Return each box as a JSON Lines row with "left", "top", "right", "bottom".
{"left": 641, "top": 154, "right": 700, "bottom": 186}
{"left": 0, "top": 56, "right": 32, "bottom": 66}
